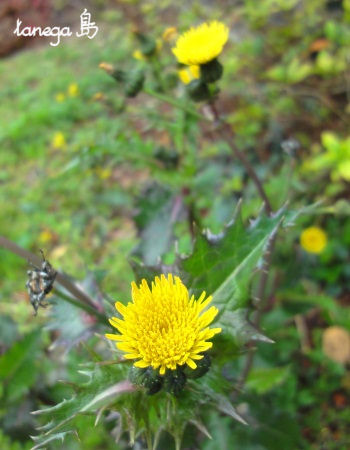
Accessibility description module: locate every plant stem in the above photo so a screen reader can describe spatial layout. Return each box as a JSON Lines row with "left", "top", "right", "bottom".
{"left": 236, "top": 234, "right": 277, "bottom": 391}
{"left": 0, "top": 235, "right": 106, "bottom": 320}
{"left": 208, "top": 102, "right": 272, "bottom": 214}
{"left": 206, "top": 100, "right": 275, "bottom": 391}
{"left": 143, "top": 87, "right": 206, "bottom": 121}
{"left": 53, "top": 288, "right": 106, "bottom": 323}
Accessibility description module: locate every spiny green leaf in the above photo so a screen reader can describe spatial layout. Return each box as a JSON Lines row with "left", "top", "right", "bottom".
{"left": 30, "top": 431, "right": 77, "bottom": 450}
{"left": 30, "top": 365, "right": 133, "bottom": 449}
{"left": 180, "top": 203, "right": 284, "bottom": 314}
{"left": 217, "top": 309, "right": 274, "bottom": 345}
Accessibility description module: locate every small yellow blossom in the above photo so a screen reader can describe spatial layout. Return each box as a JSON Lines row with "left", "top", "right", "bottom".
{"left": 95, "top": 167, "right": 112, "bottom": 180}
{"left": 300, "top": 226, "right": 327, "bottom": 254}
{"left": 67, "top": 82, "right": 79, "bottom": 97}
{"left": 39, "top": 229, "right": 54, "bottom": 244}
{"left": 51, "top": 132, "right": 66, "bottom": 149}
{"left": 55, "top": 92, "right": 65, "bottom": 103}
{"left": 162, "top": 26, "right": 177, "bottom": 41}
{"left": 133, "top": 49, "right": 146, "bottom": 61}
{"left": 106, "top": 274, "right": 221, "bottom": 375}
{"left": 172, "top": 21, "right": 229, "bottom": 65}
{"left": 178, "top": 65, "right": 200, "bottom": 84}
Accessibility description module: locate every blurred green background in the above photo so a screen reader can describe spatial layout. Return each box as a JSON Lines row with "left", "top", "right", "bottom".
{"left": 0, "top": 0, "right": 349, "bottom": 448}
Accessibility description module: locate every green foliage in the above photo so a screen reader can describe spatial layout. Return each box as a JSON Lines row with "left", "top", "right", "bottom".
{"left": 0, "top": 330, "right": 41, "bottom": 403}
{"left": 304, "top": 131, "right": 350, "bottom": 182}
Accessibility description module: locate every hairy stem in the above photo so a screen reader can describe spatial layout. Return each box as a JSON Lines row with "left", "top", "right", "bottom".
{"left": 206, "top": 100, "right": 276, "bottom": 392}
{"left": 208, "top": 102, "right": 272, "bottom": 214}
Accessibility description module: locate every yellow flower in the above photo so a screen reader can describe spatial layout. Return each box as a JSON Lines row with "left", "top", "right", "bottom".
{"left": 133, "top": 49, "right": 146, "bottom": 61}
{"left": 39, "top": 229, "right": 54, "bottom": 244}
{"left": 178, "top": 65, "right": 200, "bottom": 84}
{"left": 67, "top": 82, "right": 79, "bottom": 97}
{"left": 106, "top": 274, "right": 221, "bottom": 375}
{"left": 55, "top": 92, "right": 65, "bottom": 103}
{"left": 52, "top": 132, "right": 66, "bottom": 149}
{"left": 95, "top": 167, "right": 112, "bottom": 180}
{"left": 162, "top": 26, "right": 177, "bottom": 41}
{"left": 172, "top": 21, "right": 229, "bottom": 65}
{"left": 300, "top": 226, "right": 327, "bottom": 254}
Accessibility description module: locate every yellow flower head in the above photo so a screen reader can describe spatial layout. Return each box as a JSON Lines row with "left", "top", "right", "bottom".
{"left": 178, "top": 65, "right": 200, "bottom": 84}
{"left": 300, "top": 226, "right": 327, "bottom": 254}
{"left": 51, "top": 132, "right": 66, "bottom": 149}
{"left": 68, "top": 82, "right": 79, "bottom": 97}
{"left": 106, "top": 274, "right": 221, "bottom": 375}
{"left": 172, "top": 21, "right": 229, "bottom": 65}
{"left": 55, "top": 92, "right": 65, "bottom": 103}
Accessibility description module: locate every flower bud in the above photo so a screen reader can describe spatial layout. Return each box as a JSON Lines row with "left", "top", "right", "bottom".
{"left": 200, "top": 58, "right": 223, "bottom": 83}
{"left": 186, "top": 79, "right": 210, "bottom": 102}
{"left": 163, "top": 369, "right": 187, "bottom": 396}
{"left": 124, "top": 69, "right": 145, "bottom": 97}
{"left": 184, "top": 353, "right": 211, "bottom": 379}
{"left": 153, "top": 146, "right": 179, "bottom": 169}
{"left": 134, "top": 32, "right": 157, "bottom": 57}
{"left": 128, "top": 366, "right": 163, "bottom": 395}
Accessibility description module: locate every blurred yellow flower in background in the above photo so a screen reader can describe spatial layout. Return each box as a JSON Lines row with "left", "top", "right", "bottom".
{"left": 68, "top": 82, "right": 79, "bottom": 97}
{"left": 106, "top": 274, "right": 221, "bottom": 375}
{"left": 51, "top": 132, "right": 66, "bottom": 149}
{"left": 172, "top": 21, "right": 229, "bottom": 65}
{"left": 39, "top": 229, "right": 54, "bottom": 244}
{"left": 95, "top": 167, "right": 112, "bottom": 180}
{"left": 300, "top": 226, "right": 327, "bottom": 254}
{"left": 133, "top": 49, "right": 146, "bottom": 61}
{"left": 55, "top": 92, "right": 65, "bottom": 103}
{"left": 178, "top": 65, "right": 200, "bottom": 84}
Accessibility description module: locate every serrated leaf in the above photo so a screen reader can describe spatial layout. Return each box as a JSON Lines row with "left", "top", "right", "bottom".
{"left": 30, "top": 430, "right": 77, "bottom": 450}
{"left": 180, "top": 204, "right": 284, "bottom": 316}
{"left": 218, "top": 309, "right": 274, "bottom": 345}
{"left": 133, "top": 184, "right": 176, "bottom": 265}
{"left": 30, "top": 365, "right": 134, "bottom": 449}
{"left": 213, "top": 393, "right": 248, "bottom": 425}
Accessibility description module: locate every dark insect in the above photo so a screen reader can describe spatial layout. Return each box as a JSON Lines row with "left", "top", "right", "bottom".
{"left": 26, "top": 250, "right": 57, "bottom": 315}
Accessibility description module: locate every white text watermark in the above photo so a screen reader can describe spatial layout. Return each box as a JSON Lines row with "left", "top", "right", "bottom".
{"left": 13, "top": 9, "right": 98, "bottom": 47}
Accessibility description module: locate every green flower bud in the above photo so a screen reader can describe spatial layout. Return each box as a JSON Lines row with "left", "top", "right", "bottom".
{"left": 184, "top": 353, "right": 211, "bottom": 379}
{"left": 135, "top": 33, "right": 157, "bottom": 57}
{"left": 111, "top": 70, "right": 126, "bottom": 83}
{"left": 128, "top": 366, "right": 163, "bottom": 395}
{"left": 163, "top": 369, "right": 187, "bottom": 396}
{"left": 186, "top": 79, "right": 210, "bottom": 102}
{"left": 200, "top": 58, "right": 223, "bottom": 83}
{"left": 153, "top": 146, "right": 179, "bottom": 169}
{"left": 124, "top": 70, "right": 145, "bottom": 97}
